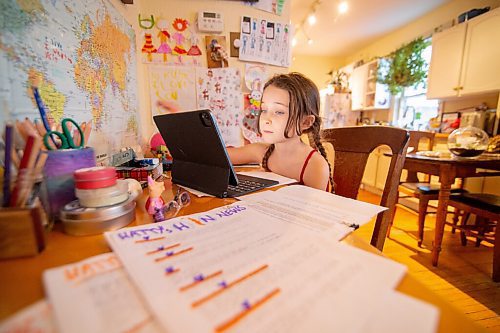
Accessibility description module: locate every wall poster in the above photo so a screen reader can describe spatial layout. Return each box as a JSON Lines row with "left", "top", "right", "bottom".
{"left": 239, "top": 16, "right": 292, "bottom": 67}
{"left": 148, "top": 66, "right": 197, "bottom": 116}
{"left": 196, "top": 68, "right": 244, "bottom": 147}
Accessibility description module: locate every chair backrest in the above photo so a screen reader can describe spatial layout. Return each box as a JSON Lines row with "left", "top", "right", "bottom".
{"left": 408, "top": 130, "right": 435, "bottom": 152}
{"left": 320, "top": 126, "right": 409, "bottom": 251}
{"left": 405, "top": 131, "right": 435, "bottom": 182}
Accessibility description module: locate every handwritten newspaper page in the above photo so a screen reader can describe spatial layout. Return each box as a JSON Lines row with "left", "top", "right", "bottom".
{"left": 42, "top": 252, "right": 162, "bottom": 333}
{"left": 241, "top": 185, "right": 386, "bottom": 238}
{"left": 105, "top": 201, "right": 406, "bottom": 333}
{"left": 0, "top": 299, "right": 57, "bottom": 333}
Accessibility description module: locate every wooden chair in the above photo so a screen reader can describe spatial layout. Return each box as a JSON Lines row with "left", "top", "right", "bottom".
{"left": 447, "top": 193, "right": 500, "bottom": 282}
{"left": 319, "top": 126, "right": 409, "bottom": 251}
{"left": 389, "top": 130, "right": 464, "bottom": 246}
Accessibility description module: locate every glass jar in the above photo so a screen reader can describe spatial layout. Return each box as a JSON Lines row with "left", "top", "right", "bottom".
{"left": 447, "top": 126, "right": 489, "bottom": 158}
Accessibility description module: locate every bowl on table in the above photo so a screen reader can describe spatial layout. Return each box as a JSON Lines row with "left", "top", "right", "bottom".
{"left": 447, "top": 126, "right": 489, "bottom": 158}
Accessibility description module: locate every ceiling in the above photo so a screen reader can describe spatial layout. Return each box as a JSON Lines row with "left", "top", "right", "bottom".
{"left": 290, "top": 0, "right": 451, "bottom": 57}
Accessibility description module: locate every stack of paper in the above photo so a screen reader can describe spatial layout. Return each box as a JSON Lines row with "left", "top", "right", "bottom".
{"left": 1, "top": 186, "right": 439, "bottom": 333}
{"left": 103, "top": 186, "right": 439, "bottom": 333}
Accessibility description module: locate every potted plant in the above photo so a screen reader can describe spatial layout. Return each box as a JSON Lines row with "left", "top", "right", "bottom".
{"left": 327, "top": 69, "right": 350, "bottom": 93}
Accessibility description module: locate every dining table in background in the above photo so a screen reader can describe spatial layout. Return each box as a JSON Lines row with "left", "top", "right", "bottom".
{"left": 402, "top": 153, "right": 500, "bottom": 267}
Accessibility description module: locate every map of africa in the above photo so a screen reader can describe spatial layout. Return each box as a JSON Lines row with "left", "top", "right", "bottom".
{"left": 0, "top": 0, "right": 139, "bottom": 157}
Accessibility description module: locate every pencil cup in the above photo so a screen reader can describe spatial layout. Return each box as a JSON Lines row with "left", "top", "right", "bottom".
{"left": 0, "top": 196, "right": 49, "bottom": 259}
{"left": 43, "top": 148, "right": 96, "bottom": 221}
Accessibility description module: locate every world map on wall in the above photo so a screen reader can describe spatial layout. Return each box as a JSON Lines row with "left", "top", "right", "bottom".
{"left": 0, "top": 0, "right": 139, "bottom": 157}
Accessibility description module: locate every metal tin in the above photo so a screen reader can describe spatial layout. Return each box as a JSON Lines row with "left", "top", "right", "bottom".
{"left": 74, "top": 166, "right": 117, "bottom": 189}
{"left": 60, "top": 196, "right": 135, "bottom": 236}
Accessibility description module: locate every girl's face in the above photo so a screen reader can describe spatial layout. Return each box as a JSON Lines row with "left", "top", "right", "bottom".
{"left": 259, "top": 85, "right": 294, "bottom": 143}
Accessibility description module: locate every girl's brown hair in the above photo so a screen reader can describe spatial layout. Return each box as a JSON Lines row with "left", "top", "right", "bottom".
{"left": 260, "top": 72, "right": 334, "bottom": 192}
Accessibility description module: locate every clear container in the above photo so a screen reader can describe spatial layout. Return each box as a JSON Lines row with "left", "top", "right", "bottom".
{"left": 447, "top": 126, "right": 489, "bottom": 158}
{"left": 75, "top": 179, "right": 129, "bottom": 208}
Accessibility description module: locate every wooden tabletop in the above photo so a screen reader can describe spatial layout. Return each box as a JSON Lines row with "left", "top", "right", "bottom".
{"left": 0, "top": 180, "right": 486, "bottom": 332}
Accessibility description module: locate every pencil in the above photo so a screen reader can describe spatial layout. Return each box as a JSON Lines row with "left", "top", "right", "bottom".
{"left": 83, "top": 121, "right": 92, "bottom": 146}
{"left": 3, "top": 124, "right": 13, "bottom": 207}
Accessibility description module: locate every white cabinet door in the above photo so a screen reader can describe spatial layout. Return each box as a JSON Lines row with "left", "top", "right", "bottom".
{"left": 427, "top": 24, "right": 466, "bottom": 99}
{"left": 460, "top": 9, "right": 500, "bottom": 95}
{"left": 350, "top": 64, "right": 367, "bottom": 110}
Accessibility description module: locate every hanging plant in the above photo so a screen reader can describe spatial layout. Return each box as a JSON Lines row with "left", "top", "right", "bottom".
{"left": 378, "top": 37, "right": 430, "bottom": 95}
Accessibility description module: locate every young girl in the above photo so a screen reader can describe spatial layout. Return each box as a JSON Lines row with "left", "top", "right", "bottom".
{"left": 228, "top": 72, "right": 332, "bottom": 191}
{"left": 157, "top": 72, "right": 333, "bottom": 192}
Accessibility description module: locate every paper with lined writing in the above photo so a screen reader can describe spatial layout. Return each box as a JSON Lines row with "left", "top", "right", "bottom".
{"left": 105, "top": 189, "right": 405, "bottom": 333}
{"left": 42, "top": 252, "right": 161, "bottom": 333}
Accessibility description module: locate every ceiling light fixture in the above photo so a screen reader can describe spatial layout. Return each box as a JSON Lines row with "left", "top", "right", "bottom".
{"left": 307, "top": 12, "right": 317, "bottom": 26}
{"left": 338, "top": 1, "right": 349, "bottom": 14}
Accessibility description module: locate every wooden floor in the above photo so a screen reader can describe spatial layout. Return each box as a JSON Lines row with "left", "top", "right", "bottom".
{"left": 356, "top": 190, "right": 500, "bottom": 332}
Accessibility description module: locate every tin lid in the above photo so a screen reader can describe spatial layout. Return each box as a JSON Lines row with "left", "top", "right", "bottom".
{"left": 74, "top": 166, "right": 117, "bottom": 189}
{"left": 60, "top": 195, "right": 134, "bottom": 222}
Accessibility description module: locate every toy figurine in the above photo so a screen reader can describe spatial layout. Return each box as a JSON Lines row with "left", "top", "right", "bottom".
{"left": 145, "top": 176, "right": 165, "bottom": 221}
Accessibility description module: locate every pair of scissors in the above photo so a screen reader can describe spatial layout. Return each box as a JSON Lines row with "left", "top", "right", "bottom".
{"left": 43, "top": 118, "right": 84, "bottom": 150}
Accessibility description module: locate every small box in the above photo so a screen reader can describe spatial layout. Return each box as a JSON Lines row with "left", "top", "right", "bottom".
{"left": 0, "top": 199, "right": 48, "bottom": 259}
{"left": 116, "top": 163, "right": 163, "bottom": 182}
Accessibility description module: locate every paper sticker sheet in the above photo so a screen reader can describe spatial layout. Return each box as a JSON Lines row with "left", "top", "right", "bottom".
{"left": 244, "top": 0, "right": 286, "bottom": 16}
{"left": 239, "top": 16, "right": 292, "bottom": 67}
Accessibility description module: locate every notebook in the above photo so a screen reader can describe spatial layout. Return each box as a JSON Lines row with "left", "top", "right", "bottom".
{"left": 153, "top": 110, "right": 278, "bottom": 198}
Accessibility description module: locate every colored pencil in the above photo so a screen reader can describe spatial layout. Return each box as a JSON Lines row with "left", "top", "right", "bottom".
{"left": 3, "top": 124, "right": 13, "bottom": 207}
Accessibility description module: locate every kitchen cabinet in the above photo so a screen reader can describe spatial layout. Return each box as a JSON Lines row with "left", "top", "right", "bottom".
{"left": 427, "top": 7, "right": 500, "bottom": 99}
{"left": 350, "top": 60, "right": 390, "bottom": 111}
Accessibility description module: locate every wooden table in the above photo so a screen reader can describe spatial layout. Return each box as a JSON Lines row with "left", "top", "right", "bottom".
{"left": 403, "top": 153, "right": 500, "bottom": 267}
{"left": 0, "top": 180, "right": 486, "bottom": 332}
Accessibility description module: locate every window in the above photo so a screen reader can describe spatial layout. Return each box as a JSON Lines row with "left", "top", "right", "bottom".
{"left": 394, "top": 41, "right": 439, "bottom": 131}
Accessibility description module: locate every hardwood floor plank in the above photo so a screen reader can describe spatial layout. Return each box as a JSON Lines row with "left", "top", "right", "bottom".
{"left": 356, "top": 190, "right": 500, "bottom": 331}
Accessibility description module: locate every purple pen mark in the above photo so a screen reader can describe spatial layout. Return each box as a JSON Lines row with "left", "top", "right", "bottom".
{"left": 242, "top": 300, "right": 251, "bottom": 310}
{"left": 164, "top": 266, "right": 179, "bottom": 275}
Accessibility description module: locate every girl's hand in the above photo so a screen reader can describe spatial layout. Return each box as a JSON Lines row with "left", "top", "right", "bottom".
{"left": 157, "top": 100, "right": 180, "bottom": 113}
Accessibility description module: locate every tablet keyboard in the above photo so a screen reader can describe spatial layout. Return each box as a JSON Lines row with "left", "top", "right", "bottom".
{"left": 226, "top": 174, "right": 279, "bottom": 197}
